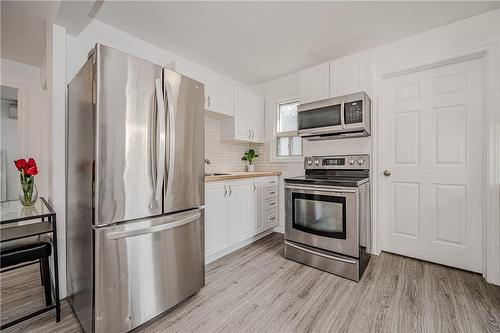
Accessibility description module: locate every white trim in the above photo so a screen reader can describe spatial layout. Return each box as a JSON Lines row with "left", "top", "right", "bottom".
{"left": 270, "top": 97, "right": 303, "bottom": 163}
{"left": 273, "top": 224, "right": 284, "bottom": 234}
{"left": 1, "top": 82, "right": 28, "bottom": 157}
{"left": 374, "top": 46, "right": 499, "bottom": 285}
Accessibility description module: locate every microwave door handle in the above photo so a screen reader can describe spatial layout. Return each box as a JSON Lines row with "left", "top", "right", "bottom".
{"left": 164, "top": 80, "right": 176, "bottom": 200}
{"left": 154, "top": 79, "right": 166, "bottom": 201}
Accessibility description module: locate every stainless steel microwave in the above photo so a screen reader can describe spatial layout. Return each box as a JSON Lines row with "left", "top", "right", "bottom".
{"left": 297, "top": 91, "right": 371, "bottom": 140}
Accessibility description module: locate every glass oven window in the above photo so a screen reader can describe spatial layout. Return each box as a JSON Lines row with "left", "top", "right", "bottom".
{"left": 292, "top": 193, "right": 346, "bottom": 239}
{"left": 298, "top": 104, "right": 341, "bottom": 130}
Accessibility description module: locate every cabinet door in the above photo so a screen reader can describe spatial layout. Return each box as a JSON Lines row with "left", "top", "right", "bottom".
{"left": 206, "top": 74, "right": 234, "bottom": 117}
{"left": 233, "top": 86, "right": 251, "bottom": 140}
{"left": 251, "top": 94, "right": 265, "bottom": 143}
{"left": 228, "top": 181, "right": 252, "bottom": 244}
{"left": 233, "top": 86, "right": 265, "bottom": 143}
{"left": 205, "top": 183, "right": 228, "bottom": 256}
{"left": 299, "top": 63, "right": 330, "bottom": 103}
{"left": 330, "top": 56, "right": 368, "bottom": 97}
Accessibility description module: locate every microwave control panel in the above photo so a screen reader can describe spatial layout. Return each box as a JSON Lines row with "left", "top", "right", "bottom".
{"left": 344, "top": 100, "right": 363, "bottom": 124}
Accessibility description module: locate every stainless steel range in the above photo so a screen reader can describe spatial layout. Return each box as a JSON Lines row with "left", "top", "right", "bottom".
{"left": 284, "top": 154, "right": 371, "bottom": 281}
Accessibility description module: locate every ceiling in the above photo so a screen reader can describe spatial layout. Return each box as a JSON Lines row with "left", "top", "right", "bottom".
{"left": 0, "top": 1, "right": 59, "bottom": 67}
{"left": 2, "top": 1, "right": 499, "bottom": 84}
{"left": 91, "top": 1, "right": 500, "bottom": 85}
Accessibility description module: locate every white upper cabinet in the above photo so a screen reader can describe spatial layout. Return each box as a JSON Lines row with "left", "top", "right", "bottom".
{"left": 330, "top": 55, "right": 368, "bottom": 97}
{"left": 221, "top": 86, "right": 265, "bottom": 143}
{"left": 299, "top": 55, "right": 370, "bottom": 103}
{"left": 299, "top": 62, "right": 330, "bottom": 103}
{"left": 169, "top": 60, "right": 234, "bottom": 118}
{"left": 205, "top": 74, "right": 234, "bottom": 118}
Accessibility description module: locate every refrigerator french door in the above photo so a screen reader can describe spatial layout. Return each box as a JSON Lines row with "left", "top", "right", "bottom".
{"left": 94, "top": 209, "right": 204, "bottom": 332}
{"left": 67, "top": 44, "right": 205, "bottom": 333}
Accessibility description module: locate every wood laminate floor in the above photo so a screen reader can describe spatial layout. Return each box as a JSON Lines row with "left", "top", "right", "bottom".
{"left": 1, "top": 233, "right": 499, "bottom": 332}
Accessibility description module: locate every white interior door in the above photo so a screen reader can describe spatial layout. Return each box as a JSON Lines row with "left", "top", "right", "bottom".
{"left": 380, "top": 58, "right": 483, "bottom": 272}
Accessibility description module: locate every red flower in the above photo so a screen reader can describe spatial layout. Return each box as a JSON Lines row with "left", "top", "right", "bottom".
{"left": 14, "top": 159, "right": 27, "bottom": 171}
{"left": 25, "top": 166, "right": 38, "bottom": 176}
{"left": 27, "top": 158, "right": 36, "bottom": 168}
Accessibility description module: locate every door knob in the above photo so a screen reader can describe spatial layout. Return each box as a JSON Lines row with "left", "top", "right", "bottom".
{"left": 383, "top": 170, "right": 392, "bottom": 177}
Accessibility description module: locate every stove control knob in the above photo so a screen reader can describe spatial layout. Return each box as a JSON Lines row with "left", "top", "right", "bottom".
{"left": 348, "top": 159, "right": 355, "bottom": 165}
{"left": 314, "top": 159, "right": 320, "bottom": 166}
{"left": 307, "top": 159, "right": 313, "bottom": 166}
{"left": 357, "top": 159, "right": 364, "bottom": 165}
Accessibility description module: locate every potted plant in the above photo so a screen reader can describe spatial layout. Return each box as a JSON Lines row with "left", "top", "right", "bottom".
{"left": 242, "top": 149, "right": 259, "bottom": 172}
{"left": 14, "top": 158, "right": 39, "bottom": 206}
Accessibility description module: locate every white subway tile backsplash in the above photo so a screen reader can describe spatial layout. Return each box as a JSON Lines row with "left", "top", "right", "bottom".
{"left": 205, "top": 117, "right": 250, "bottom": 172}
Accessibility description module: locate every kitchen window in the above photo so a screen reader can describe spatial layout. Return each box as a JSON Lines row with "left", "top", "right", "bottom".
{"left": 275, "top": 100, "right": 302, "bottom": 159}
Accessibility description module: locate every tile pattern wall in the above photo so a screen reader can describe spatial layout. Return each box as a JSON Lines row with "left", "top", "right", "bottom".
{"left": 205, "top": 116, "right": 251, "bottom": 172}
{"left": 252, "top": 142, "right": 304, "bottom": 176}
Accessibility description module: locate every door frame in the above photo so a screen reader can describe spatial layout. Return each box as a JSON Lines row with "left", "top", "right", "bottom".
{"left": 0, "top": 81, "right": 28, "bottom": 157}
{"left": 373, "top": 45, "right": 499, "bottom": 285}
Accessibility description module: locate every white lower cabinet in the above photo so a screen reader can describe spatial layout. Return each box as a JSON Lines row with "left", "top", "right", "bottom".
{"left": 205, "top": 176, "right": 278, "bottom": 261}
{"left": 227, "top": 181, "right": 253, "bottom": 244}
{"left": 205, "top": 183, "right": 229, "bottom": 255}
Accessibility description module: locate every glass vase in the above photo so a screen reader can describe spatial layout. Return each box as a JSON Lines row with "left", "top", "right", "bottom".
{"left": 18, "top": 182, "right": 38, "bottom": 206}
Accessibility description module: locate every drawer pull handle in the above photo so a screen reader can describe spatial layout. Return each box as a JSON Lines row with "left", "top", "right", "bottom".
{"left": 269, "top": 216, "right": 276, "bottom": 220}
{"left": 270, "top": 181, "right": 276, "bottom": 184}
{"left": 269, "top": 191, "right": 276, "bottom": 195}
{"left": 269, "top": 202, "right": 276, "bottom": 206}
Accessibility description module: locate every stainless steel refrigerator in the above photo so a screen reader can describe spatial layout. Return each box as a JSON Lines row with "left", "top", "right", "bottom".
{"left": 66, "top": 44, "right": 205, "bottom": 333}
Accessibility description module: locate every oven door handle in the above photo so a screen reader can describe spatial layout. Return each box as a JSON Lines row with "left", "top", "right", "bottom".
{"left": 284, "top": 184, "right": 357, "bottom": 194}
{"left": 285, "top": 241, "right": 357, "bottom": 265}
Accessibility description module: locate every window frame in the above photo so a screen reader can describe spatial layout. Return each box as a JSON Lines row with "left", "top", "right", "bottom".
{"left": 271, "top": 98, "right": 303, "bottom": 163}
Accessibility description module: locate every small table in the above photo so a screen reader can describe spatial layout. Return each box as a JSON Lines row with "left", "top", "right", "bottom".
{"left": 0, "top": 197, "right": 61, "bottom": 329}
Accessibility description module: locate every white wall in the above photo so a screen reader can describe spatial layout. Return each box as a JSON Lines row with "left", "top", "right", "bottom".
{"left": 45, "top": 23, "right": 68, "bottom": 297}
{"left": 253, "top": 8, "right": 500, "bottom": 283}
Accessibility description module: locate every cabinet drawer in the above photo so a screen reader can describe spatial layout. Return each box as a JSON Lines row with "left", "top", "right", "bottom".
{"left": 266, "top": 210, "right": 278, "bottom": 227}
{"left": 264, "top": 186, "right": 278, "bottom": 199}
{"left": 264, "top": 197, "right": 278, "bottom": 210}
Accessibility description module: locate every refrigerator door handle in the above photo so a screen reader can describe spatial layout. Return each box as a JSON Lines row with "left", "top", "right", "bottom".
{"left": 164, "top": 81, "right": 176, "bottom": 199}
{"left": 155, "top": 79, "right": 166, "bottom": 200}
{"left": 106, "top": 212, "right": 201, "bottom": 240}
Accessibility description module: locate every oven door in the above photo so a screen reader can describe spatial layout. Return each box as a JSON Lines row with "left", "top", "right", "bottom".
{"left": 285, "top": 183, "right": 359, "bottom": 258}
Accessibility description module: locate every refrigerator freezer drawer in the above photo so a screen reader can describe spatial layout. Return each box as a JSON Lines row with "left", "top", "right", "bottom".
{"left": 93, "top": 208, "right": 205, "bottom": 333}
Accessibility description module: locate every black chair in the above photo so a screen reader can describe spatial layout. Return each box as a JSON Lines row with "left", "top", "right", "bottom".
{"left": 0, "top": 240, "right": 53, "bottom": 306}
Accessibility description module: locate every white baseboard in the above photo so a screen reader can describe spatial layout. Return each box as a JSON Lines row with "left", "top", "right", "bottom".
{"left": 273, "top": 225, "right": 284, "bottom": 234}
{"left": 206, "top": 228, "right": 275, "bottom": 264}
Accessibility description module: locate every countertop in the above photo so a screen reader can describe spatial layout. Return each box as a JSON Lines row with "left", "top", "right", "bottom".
{"left": 205, "top": 171, "right": 281, "bottom": 182}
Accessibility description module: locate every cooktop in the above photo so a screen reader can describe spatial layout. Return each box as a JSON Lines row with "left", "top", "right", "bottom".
{"left": 284, "top": 175, "right": 369, "bottom": 187}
